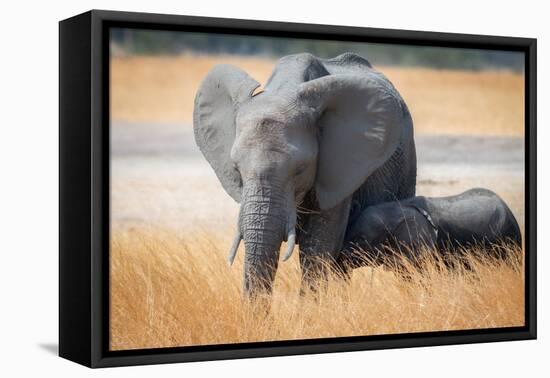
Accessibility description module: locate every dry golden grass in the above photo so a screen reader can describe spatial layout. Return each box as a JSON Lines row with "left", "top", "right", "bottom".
{"left": 382, "top": 67, "right": 524, "bottom": 136}
{"left": 110, "top": 54, "right": 274, "bottom": 126}
{"left": 110, "top": 227, "right": 524, "bottom": 351}
{"left": 110, "top": 54, "right": 524, "bottom": 136}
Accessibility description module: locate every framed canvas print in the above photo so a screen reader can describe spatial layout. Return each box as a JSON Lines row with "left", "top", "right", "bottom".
{"left": 59, "top": 10, "right": 537, "bottom": 368}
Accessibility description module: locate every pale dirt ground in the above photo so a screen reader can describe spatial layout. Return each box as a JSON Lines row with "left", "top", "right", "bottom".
{"left": 111, "top": 123, "right": 525, "bottom": 236}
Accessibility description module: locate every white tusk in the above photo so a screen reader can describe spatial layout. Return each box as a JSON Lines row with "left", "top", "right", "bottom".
{"left": 282, "top": 228, "right": 296, "bottom": 261}
{"left": 282, "top": 198, "right": 297, "bottom": 262}
{"left": 227, "top": 231, "right": 242, "bottom": 266}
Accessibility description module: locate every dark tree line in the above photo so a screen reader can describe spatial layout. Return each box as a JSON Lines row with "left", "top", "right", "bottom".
{"left": 110, "top": 28, "right": 524, "bottom": 72}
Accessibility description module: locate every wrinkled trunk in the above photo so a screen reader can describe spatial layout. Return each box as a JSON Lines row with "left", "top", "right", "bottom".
{"left": 240, "top": 183, "right": 287, "bottom": 298}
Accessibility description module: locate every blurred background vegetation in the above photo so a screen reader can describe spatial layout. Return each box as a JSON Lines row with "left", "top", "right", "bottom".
{"left": 111, "top": 28, "right": 524, "bottom": 72}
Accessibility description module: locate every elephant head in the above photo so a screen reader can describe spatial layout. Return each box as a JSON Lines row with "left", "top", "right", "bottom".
{"left": 193, "top": 53, "right": 405, "bottom": 298}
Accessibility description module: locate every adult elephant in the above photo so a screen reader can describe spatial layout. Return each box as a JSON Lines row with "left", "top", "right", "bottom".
{"left": 193, "top": 52, "right": 416, "bottom": 298}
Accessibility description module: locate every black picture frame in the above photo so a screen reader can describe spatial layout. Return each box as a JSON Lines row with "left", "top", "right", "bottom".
{"left": 59, "top": 9, "right": 537, "bottom": 368}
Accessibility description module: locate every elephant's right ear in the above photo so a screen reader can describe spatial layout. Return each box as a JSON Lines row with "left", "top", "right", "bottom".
{"left": 193, "top": 64, "right": 260, "bottom": 203}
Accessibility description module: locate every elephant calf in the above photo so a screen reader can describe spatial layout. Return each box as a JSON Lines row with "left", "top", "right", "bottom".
{"left": 339, "top": 188, "right": 522, "bottom": 270}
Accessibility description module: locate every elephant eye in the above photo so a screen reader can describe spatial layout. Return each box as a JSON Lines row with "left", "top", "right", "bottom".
{"left": 295, "top": 164, "right": 306, "bottom": 177}
{"left": 232, "top": 163, "right": 242, "bottom": 186}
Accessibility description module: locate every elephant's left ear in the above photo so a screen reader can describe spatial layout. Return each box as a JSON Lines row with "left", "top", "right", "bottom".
{"left": 299, "top": 73, "right": 406, "bottom": 210}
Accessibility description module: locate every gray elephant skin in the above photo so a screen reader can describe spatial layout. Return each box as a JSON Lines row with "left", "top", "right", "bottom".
{"left": 193, "top": 52, "right": 416, "bottom": 298}
{"left": 339, "top": 188, "right": 522, "bottom": 270}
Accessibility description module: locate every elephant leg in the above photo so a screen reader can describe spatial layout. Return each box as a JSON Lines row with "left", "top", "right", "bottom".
{"left": 298, "top": 196, "right": 352, "bottom": 295}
